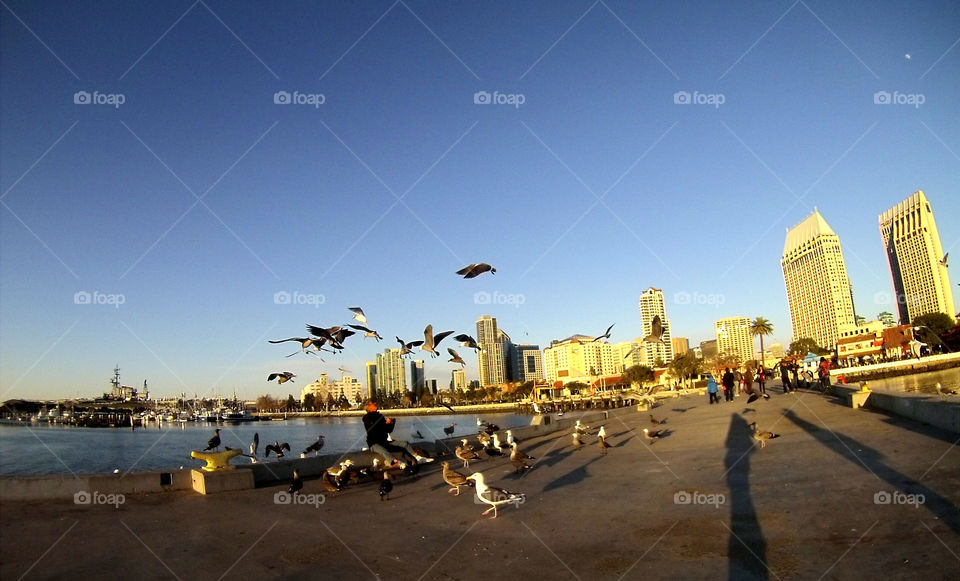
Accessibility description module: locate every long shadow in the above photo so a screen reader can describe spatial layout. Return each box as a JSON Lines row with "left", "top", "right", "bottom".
{"left": 542, "top": 457, "right": 601, "bottom": 492}
{"left": 783, "top": 410, "right": 960, "bottom": 534}
{"left": 725, "top": 414, "right": 770, "bottom": 580}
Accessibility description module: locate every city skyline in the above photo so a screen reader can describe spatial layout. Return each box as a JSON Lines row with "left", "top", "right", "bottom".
{"left": 2, "top": 2, "right": 958, "bottom": 400}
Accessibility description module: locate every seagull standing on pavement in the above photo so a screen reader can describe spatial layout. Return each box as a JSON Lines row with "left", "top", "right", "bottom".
{"left": 466, "top": 472, "right": 524, "bottom": 518}
{"left": 642, "top": 428, "right": 664, "bottom": 444}
{"left": 441, "top": 461, "right": 473, "bottom": 495}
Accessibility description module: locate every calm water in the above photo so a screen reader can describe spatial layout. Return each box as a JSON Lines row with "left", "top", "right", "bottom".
{"left": 855, "top": 367, "right": 960, "bottom": 395}
{"left": 0, "top": 413, "right": 528, "bottom": 476}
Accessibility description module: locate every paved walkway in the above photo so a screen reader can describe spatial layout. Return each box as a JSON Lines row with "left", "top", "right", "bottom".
{"left": 3, "top": 388, "right": 958, "bottom": 580}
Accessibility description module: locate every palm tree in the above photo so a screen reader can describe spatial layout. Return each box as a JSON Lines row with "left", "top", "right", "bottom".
{"left": 750, "top": 317, "right": 774, "bottom": 365}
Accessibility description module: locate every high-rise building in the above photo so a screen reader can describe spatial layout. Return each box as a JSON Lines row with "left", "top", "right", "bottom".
{"left": 410, "top": 360, "right": 425, "bottom": 392}
{"left": 781, "top": 210, "right": 857, "bottom": 349}
{"left": 510, "top": 344, "right": 544, "bottom": 382}
{"left": 543, "top": 336, "right": 621, "bottom": 382}
{"left": 715, "top": 317, "right": 754, "bottom": 364}
{"left": 638, "top": 287, "right": 674, "bottom": 366}
{"left": 879, "top": 190, "right": 955, "bottom": 324}
{"left": 615, "top": 341, "right": 643, "bottom": 369}
{"left": 699, "top": 339, "right": 718, "bottom": 359}
{"left": 375, "top": 348, "right": 407, "bottom": 396}
{"left": 365, "top": 362, "right": 377, "bottom": 397}
{"left": 451, "top": 368, "right": 467, "bottom": 392}
{"left": 476, "top": 315, "right": 508, "bottom": 387}
{"left": 671, "top": 337, "right": 689, "bottom": 358}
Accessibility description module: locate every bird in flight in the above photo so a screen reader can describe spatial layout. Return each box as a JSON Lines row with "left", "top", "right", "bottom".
{"left": 268, "top": 337, "right": 328, "bottom": 358}
{"left": 456, "top": 263, "right": 496, "bottom": 278}
{"left": 593, "top": 323, "right": 615, "bottom": 342}
{"left": 454, "top": 334, "right": 480, "bottom": 351}
{"left": 448, "top": 348, "right": 466, "bottom": 367}
{"left": 644, "top": 316, "right": 666, "bottom": 343}
{"left": 421, "top": 324, "right": 454, "bottom": 357}
{"left": 348, "top": 307, "right": 367, "bottom": 325}
{"left": 265, "top": 441, "right": 291, "bottom": 458}
{"left": 347, "top": 324, "right": 383, "bottom": 341}
{"left": 939, "top": 253, "right": 949, "bottom": 267}
{"left": 396, "top": 336, "right": 423, "bottom": 357}
{"left": 267, "top": 372, "right": 295, "bottom": 384}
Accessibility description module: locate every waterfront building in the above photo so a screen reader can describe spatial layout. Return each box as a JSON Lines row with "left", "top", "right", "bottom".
{"left": 510, "top": 344, "right": 544, "bottom": 382}
{"left": 301, "top": 374, "right": 331, "bottom": 403}
{"left": 615, "top": 341, "right": 644, "bottom": 369}
{"left": 639, "top": 288, "right": 674, "bottom": 366}
{"left": 781, "top": 210, "right": 857, "bottom": 349}
{"left": 714, "top": 317, "right": 754, "bottom": 365}
{"left": 476, "top": 315, "right": 508, "bottom": 387}
{"left": 879, "top": 190, "right": 955, "bottom": 323}
{"left": 543, "top": 336, "right": 622, "bottom": 382}
{"left": 451, "top": 368, "right": 467, "bottom": 392}
{"left": 410, "top": 360, "right": 425, "bottom": 392}
{"left": 375, "top": 348, "right": 407, "bottom": 396}
{"left": 699, "top": 339, "right": 718, "bottom": 360}
{"left": 671, "top": 337, "right": 689, "bottom": 358}
{"left": 365, "top": 362, "right": 377, "bottom": 396}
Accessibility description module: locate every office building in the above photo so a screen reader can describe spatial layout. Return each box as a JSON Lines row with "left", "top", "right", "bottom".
{"left": 639, "top": 287, "right": 674, "bottom": 366}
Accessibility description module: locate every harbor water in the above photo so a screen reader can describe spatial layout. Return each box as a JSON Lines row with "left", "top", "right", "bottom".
{"left": 0, "top": 412, "right": 527, "bottom": 476}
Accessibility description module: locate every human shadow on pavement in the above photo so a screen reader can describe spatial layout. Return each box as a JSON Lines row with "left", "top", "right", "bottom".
{"left": 542, "top": 457, "right": 602, "bottom": 492}
{"left": 783, "top": 410, "right": 959, "bottom": 535}
{"left": 725, "top": 414, "right": 771, "bottom": 580}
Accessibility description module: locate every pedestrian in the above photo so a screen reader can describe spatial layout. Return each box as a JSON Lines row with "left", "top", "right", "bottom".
{"left": 778, "top": 360, "right": 791, "bottom": 394}
{"left": 790, "top": 362, "right": 800, "bottom": 393}
{"left": 722, "top": 367, "right": 736, "bottom": 402}
{"left": 707, "top": 374, "right": 719, "bottom": 404}
{"left": 743, "top": 367, "right": 755, "bottom": 396}
{"left": 735, "top": 369, "right": 744, "bottom": 395}
{"left": 756, "top": 365, "right": 768, "bottom": 399}
{"left": 818, "top": 358, "right": 831, "bottom": 392}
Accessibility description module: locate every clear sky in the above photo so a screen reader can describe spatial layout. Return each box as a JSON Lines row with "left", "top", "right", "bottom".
{"left": 2, "top": 1, "right": 958, "bottom": 401}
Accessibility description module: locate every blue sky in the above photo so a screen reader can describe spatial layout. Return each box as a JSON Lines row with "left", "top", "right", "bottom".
{"left": 2, "top": 0, "right": 958, "bottom": 400}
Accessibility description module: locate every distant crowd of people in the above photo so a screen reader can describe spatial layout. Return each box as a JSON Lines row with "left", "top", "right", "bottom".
{"left": 704, "top": 357, "right": 835, "bottom": 404}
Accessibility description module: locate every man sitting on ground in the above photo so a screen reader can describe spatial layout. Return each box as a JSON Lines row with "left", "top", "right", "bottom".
{"left": 361, "top": 400, "right": 433, "bottom": 468}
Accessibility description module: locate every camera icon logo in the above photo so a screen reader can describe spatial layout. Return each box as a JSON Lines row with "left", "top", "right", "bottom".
{"left": 872, "top": 291, "right": 890, "bottom": 305}
{"left": 474, "top": 91, "right": 491, "bottom": 105}
{"left": 274, "top": 491, "right": 292, "bottom": 504}
{"left": 74, "top": 490, "right": 92, "bottom": 504}
{"left": 274, "top": 91, "right": 291, "bottom": 104}
{"left": 474, "top": 291, "right": 491, "bottom": 305}
{"left": 674, "top": 490, "right": 692, "bottom": 504}
{"left": 673, "top": 91, "right": 691, "bottom": 104}
{"left": 673, "top": 291, "right": 691, "bottom": 305}
{"left": 74, "top": 290, "right": 92, "bottom": 305}
{"left": 873, "top": 91, "right": 891, "bottom": 105}
{"left": 274, "top": 291, "right": 291, "bottom": 305}
{"left": 74, "top": 91, "right": 91, "bottom": 104}
{"left": 873, "top": 490, "right": 891, "bottom": 504}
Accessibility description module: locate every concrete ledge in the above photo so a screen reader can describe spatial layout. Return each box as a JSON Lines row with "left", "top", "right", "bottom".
{"left": 0, "top": 469, "right": 193, "bottom": 502}
{"left": 832, "top": 385, "right": 960, "bottom": 433}
{"left": 191, "top": 468, "right": 254, "bottom": 495}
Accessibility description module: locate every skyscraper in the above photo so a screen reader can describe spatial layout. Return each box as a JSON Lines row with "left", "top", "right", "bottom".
{"left": 715, "top": 317, "right": 754, "bottom": 364}
{"left": 451, "top": 368, "right": 467, "bottom": 392}
{"left": 638, "top": 287, "right": 674, "bottom": 366}
{"left": 510, "top": 344, "right": 544, "bottom": 382}
{"left": 375, "top": 348, "right": 407, "bottom": 396}
{"left": 781, "top": 210, "right": 856, "bottom": 349}
{"left": 410, "top": 360, "right": 425, "bottom": 392}
{"left": 365, "top": 362, "right": 377, "bottom": 397}
{"left": 879, "top": 190, "right": 955, "bottom": 323}
{"left": 476, "top": 315, "right": 508, "bottom": 387}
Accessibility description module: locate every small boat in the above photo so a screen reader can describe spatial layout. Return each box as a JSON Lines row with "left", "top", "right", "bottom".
{"left": 221, "top": 409, "right": 256, "bottom": 422}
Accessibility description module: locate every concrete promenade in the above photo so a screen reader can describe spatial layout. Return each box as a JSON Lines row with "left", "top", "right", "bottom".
{"left": 2, "top": 388, "right": 958, "bottom": 580}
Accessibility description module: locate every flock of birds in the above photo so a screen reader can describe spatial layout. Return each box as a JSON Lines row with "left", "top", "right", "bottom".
{"left": 264, "top": 263, "right": 499, "bottom": 379}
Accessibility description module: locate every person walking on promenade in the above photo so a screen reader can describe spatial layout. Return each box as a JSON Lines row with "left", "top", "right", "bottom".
{"left": 818, "top": 358, "right": 831, "bottom": 392}
{"left": 707, "top": 374, "right": 719, "bottom": 404}
{"left": 735, "top": 369, "right": 744, "bottom": 395}
{"left": 743, "top": 367, "right": 755, "bottom": 397}
{"left": 790, "top": 362, "right": 800, "bottom": 393}
{"left": 778, "top": 360, "right": 791, "bottom": 394}
{"left": 722, "top": 368, "right": 736, "bottom": 402}
{"left": 756, "top": 365, "right": 769, "bottom": 399}
{"left": 362, "top": 400, "right": 433, "bottom": 468}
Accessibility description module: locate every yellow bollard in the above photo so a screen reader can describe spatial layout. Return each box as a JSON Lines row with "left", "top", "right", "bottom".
{"left": 190, "top": 449, "right": 242, "bottom": 471}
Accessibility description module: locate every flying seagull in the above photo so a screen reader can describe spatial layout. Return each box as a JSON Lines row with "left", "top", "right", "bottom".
{"left": 593, "top": 323, "right": 615, "bottom": 342}
{"left": 203, "top": 428, "right": 221, "bottom": 451}
{"left": 268, "top": 337, "right": 328, "bottom": 358}
{"left": 939, "top": 253, "right": 949, "bottom": 268}
{"left": 267, "top": 372, "right": 295, "bottom": 384}
{"left": 265, "top": 441, "right": 291, "bottom": 458}
{"left": 936, "top": 382, "right": 958, "bottom": 397}
{"left": 421, "top": 325, "right": 455, "bottom": 357}
{"left": 623, "top": 345, "right": 641, "bottom": 360}
{"left": 466, "top": 472, "right": 524, "bottom": 519}
{"left": 454, "top": 334, "right": 480, "bottom": 351}
{"left": 644, "top": 315, "right": 666, "bottom": 343}
{"left": 441, "top": 461, "right": 473, "bottom": 495}
{"left": 348, "top": 307, "right": 367, "bottom": 325}
{"left": 347, "top": 324, "right": 383, "bottom": 341}
{"left": 448, "top": 347, "right": 466, "bottom": 367}
{"left": 288, "top": 469, "right": 303, "bottom": 495}
{"left": 396, "top": 336, "right": 424, "bottom": 357}
{"left": 306, "top": 324, "right": 346, "bottom": 351}
{"left": 302, "top": 435, "right": 325, "bottom": 456}
{"left": 441, "top": 403, "right": 455, "bottom": 413}
{"left": 411, "top": 429, "right": 424, "bottom": 440}
{"left": 749, "top": 422, "right": 779, "bottom": 448}
{"left": 456, "top": 263, "right": 496, "bottom": 279}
